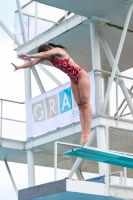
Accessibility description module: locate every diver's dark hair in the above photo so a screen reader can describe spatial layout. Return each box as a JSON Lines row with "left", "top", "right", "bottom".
{"left": 38, "top": 43, "right": 67, "bottom": 53}
{"left": 48, "top": 43, "right": 67, "bottom": 50}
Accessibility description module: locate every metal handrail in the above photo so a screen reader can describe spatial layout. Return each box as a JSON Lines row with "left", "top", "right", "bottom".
{"left": 94, "top": 69, "right": 133, "bottom": 81}
{"left": 94, "top": 69, "right": 133, "bottom": 119}
{"left": 0, "top": 117, "right": 25, "bottom": 123}
{"left": 0, "top": 98, "right": 24, "bottom": 104}
{"left": 0, "top": 99, "right": 26, "bottom": 138}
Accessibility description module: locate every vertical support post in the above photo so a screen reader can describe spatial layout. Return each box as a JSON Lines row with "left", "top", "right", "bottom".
{"left": 103, "top": 75, "right": 110, "bottom": 115}
{"left": 124, "top": 167, "right": 127, "bottom": 186}
{"left": 24, "top": 62, "right": 35, "bottom": 187}
{"left": 90, "top": 20, "right": 103, "bottom": 114}
{"left": 90, "top": 20, "right": 106, "bottom": 175}
{"left": 28, "top": 15, "right": 30, "bottom": 41}
{"left": 35, "top": 2, "right": 38, "bottom": 37}
{"left": 27, "top": 150, "right": 35, "bottom": 187}
{"left": 119, "top": 171, "right": 123, "bottom": 185}
{"left": 24, "top": 66, "right": 31, "bottom": 100}
{"left": 96, "top": 127, "right": 106, "bottom": 175}
{"left": 0, "top": 100, "right": 3, "bottom": 138}
{"left": 54, "top": 142, "right": 57, "bottom": 181}
{"left": 16, "top": 0, "right": 27, "bottom": 43}
{"left": 105, "top": 126, "right": 109, "bottom": 196}
{"left": 65, "top": 11, "right": 67, "bottom": 20}
{"left": 116, "top": 75, "right": 118, "bottom": 125}
{"left": 65, "top": 11, "right": 68, "bottom": 30}
{"left": 4, "top": 160, "right": 18, "bottom": 196}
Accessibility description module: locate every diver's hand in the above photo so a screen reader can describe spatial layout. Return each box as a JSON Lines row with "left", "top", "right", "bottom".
{"left": 18, "top": 53, "right": 30, "bottom": 60}
{"left": 11, "top": 63, "right": 20, "bottom": 72}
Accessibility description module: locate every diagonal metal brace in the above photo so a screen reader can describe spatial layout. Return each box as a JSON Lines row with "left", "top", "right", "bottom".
{"left": 67, "top": 130, "right": 96, "bottom": 179}
{"left": 102, "top": 2, "right": 133, "bottom": 114}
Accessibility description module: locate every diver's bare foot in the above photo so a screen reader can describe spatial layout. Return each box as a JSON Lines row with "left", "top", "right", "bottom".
{"left": 80, "top": 132, "right": 92, "bottom": 146}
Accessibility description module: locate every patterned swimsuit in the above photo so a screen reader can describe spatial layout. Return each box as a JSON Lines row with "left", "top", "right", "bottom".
{"left": 50, "top": 56, "right": 84, "bottom": 84}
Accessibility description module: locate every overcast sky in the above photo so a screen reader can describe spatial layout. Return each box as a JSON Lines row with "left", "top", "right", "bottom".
{"left": 0, "top": 1, "right": 133, "bottom": 199}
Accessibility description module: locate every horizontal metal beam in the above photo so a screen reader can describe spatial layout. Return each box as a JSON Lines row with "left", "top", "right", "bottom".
{"left": 0, "top": 117, "right": 25, "bottom": 123}
{"left": 22, "top": 12, "right": 58, "bottom": 24}
{"left": 25, "top": 115, "right": 133, "bottom": 150}
{"left": 0, "top": 99, "right": 24, "bottom": 104}
{"left": 0, "top": 138, "right": 24, "bottom": 150}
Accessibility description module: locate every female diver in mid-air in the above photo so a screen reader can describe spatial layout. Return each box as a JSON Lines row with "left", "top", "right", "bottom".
{"left": 11, "top": 43, "right": 93, "bottom": 145}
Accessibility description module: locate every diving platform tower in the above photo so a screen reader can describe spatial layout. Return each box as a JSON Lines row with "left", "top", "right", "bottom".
{"left": 0, "top": 0, "right": 133, "bottom": 199}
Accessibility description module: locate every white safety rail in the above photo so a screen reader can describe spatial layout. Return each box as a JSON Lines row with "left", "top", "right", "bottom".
{"left": 14, "top": 1, "right": 74, "bottom": 46}
{"left": 0, "top": 99, "right": 26, "bottom": 141}
{"left": 54, "top": 125, "right": 133, "bottom": 199}
{"left": 93, "top": 69, "right": 133, "bottom": 120}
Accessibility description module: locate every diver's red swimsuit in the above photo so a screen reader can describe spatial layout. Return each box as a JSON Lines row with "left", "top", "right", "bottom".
{"left": 50, "top": 56, "right": 85, "bottom": 84}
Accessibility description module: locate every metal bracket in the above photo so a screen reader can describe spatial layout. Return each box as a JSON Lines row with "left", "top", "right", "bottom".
{"left": 83, "top": 16, "right": 110, "bottom": 26}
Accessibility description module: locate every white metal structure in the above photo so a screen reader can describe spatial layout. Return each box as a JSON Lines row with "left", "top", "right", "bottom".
{"left": 0, "top": 0, "right": 133, "bottom": 199}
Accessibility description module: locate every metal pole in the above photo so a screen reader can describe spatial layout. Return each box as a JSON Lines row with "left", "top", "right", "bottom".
{"left": 35, "top": 2, "right": 38, "bottom": 37}
{"left": 116, "top": 75, "right": 118, "bottom": 125}
{"left": 28, "top": 16, "right": 30, "bottom": 41}
{"left": 16, "top": 0, "right": 27, "bottom": 43}
{"left": 103, "top": 75, "right": 110, "bottom": 115}
{"left": 24, "top": 66, "right": 31, "bottom": 100}
{"left": 98, "top": 24, "right": 133, "bottom": 115}
{"left": 90, "top": 20, "right": 106, "bottom": 175}
{"left": 0, "top": 100, "right": 2, "bottom": 138}
{"left": 31, "top": 66, "right": 45, "bottom": 93}
{"left": 105, "top": 126, "right": 109, "bottom": 196}
{"left": 90, "top": 21, "right": 103, "bottom": 114}
{"left": 96, "top": 126, "right": 106, "bottom": 175}
{"left": 67, "top": 130, "right": 96, "bottom": 179}
{"left": 54, "top": 142, "right": 57, "bottom": 181}
{"left": 24, "top": 62, "right": 35, "bottom": 186}
{"left": 0, "top": 20, "right": 21, "bottom": 46}
{"left": 105, "top": 126, "right": 109, "bottom": 151}
{"left": 119, "top": 171, "right": 123, "bottom": 185}
{"left": 4, "top": 160, "right": 18, "bottom": 196}
{"left": 102, "top": 2, "right": 133, "bottom": 113}
{"left": 37, "top": 64, "right": 62, "bottom": 86}
{"left": 124, "top": 167, "right": 127, "bottom": 186}
{"left": 27, "top": 150, "right": 35, "bottom": 187}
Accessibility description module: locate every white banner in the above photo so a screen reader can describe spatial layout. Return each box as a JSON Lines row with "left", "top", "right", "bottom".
{"left": 25, "top": 71, "right": 95, "bottom": 137}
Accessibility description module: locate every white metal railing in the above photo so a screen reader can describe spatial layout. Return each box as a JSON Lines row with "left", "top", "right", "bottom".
{"left": 0, "top": 99, "right": 26, "bottom": 141}
{"left": 94, "top": 69, "right": 133, "bottom": 121}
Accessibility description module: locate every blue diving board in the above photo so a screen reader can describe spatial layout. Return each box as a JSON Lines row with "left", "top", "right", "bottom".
{"left": 63, "top": 147, "right": 133, "bottom": 169}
